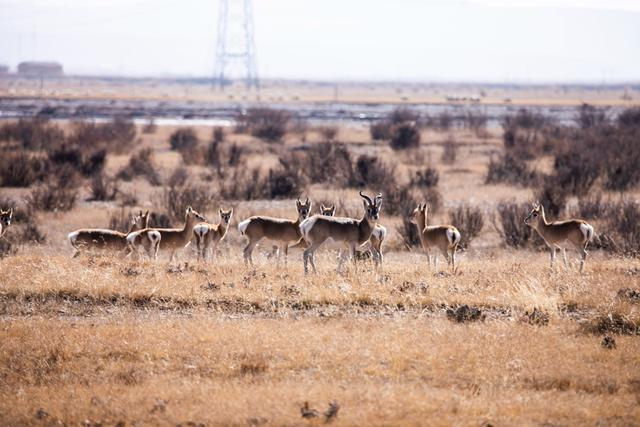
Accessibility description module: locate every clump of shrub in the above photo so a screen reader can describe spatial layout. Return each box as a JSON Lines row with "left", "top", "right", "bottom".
{"left": 0, "top": 151, "right": 47, "bottom": 187}
{"left": 486, "top": 153, "right": 539, "bottom": 187}
{"left": 449, "top": 205, "right": 484, "bottom": 250}
{"left": 236, "top": 108, "right": 290, "bottom": 142}
{"left": 88, "top": 174, "right": 119, "bottom": 201}
{"left": 162, "top": 183, "right": 216, "bottom": 222}
{"left": 370, "top": 108, "right": 420, "bottom": 142}
{"left": 220, "top": 161, "right": 306, "bottom": 201}
{"left": 299, "top": 142, "right": 354, "bottom": 187}
{"left": 169, "top": 128, "right": 199, "bottom": 151}
{"left": 575, "top": 103, "right": 609, "bottom": 129}
{"left": 494, "top": 202, "right": 535, "bottom": 248}
{"left": 0, "top": 197, "right": 46, "bottom": 255}
{"left": 353, "top": 155, "right": 396, "bottom": 188}
{"left": 48, "top": 145, "right": 106, "bottom": 177}
{"left": 29, "top": 181, "right": 77, "bottom": 212}
{"left": 410, "top": 167, "right": 439, "bottom": 188}
{"left": 318, "top": 126, "right": 338, "bottom": 142}
{"left": 117, "top": 148, "right": 161, "bottom": 185}
{"left": 67, "top": 117, "right": 136, "bottom": 154}
{"left": 441, "top": 136, "right": 457, "bottom": 164}
{"left": 0, "top": 118, "right": 64, "bottom": 150}
{"left": 389, "top": 122, "right": 420, "bottom": 150}
{"left": 501, "top": 109, "right": 553, "bottom": 159}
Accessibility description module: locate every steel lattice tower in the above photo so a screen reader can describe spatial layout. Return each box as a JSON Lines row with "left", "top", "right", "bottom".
{"left": 213, "top": 0, "right": 259, "bottom": 89}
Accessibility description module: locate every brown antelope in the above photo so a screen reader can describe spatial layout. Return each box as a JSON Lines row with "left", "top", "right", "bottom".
{"left": 313, "top": 203, "right": 386, "bottom": 268}
{"left": 410, "top": 203, "right": 461, "bottom": 272}
{"left": 300, "top": 191, "right": 382, "bottom": 274}
{"left": 524, "top": 201, "right": 594, "bottom": 273}
{"left": 238, "top": 198, "right": 311, "bottom": 266}
{"left": 68, "top": 210, "right": 149, "bottom": 257}
{"left": 0, "top": 208, "right": 13, "bottom": 239}
{"left": 192, "top": 208, "right": 233, "bottom": 261}
{"left": 127, "top": 206, "right": 206, "bottom": 261}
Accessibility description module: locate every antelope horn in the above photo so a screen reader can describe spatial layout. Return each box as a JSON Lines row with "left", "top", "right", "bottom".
{"left": 359, "top": 191, "right": 372, "bottom": 205}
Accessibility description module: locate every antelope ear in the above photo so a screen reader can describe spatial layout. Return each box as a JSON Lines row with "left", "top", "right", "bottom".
{"left": 305, "top": 197, "right": 309, "bottom": 205}
{"left": 144, "top": 210, "right": 149, "bottom": 216}
{"left": 229, "top": 208, "right": 234, "bottom": 215}
{"left": 8, "top": 208, "right": 12, "bottom": 217}
{"left": 321, "top": 204, "right": 326, "bottom": 210}
{"left": 296, "top": 199, "right": 301, "bottom": 207}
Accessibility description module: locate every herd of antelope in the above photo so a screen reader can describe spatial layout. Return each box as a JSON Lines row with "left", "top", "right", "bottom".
{"left": 0, "top": 191, "right": 595, "bottom": 273}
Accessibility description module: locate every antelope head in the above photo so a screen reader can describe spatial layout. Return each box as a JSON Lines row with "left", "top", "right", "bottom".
{"left": 524, "top": 201, "right": 543, "bottom": 227}
{"left": 295, "top": 198, "right": 312, "bottom": 221}
{"left": 320, "top": 204, "right": 336, "bottom": 216}
{"left": 360, "top": 191, "right": 382, "bottom": 221}
{"left": 219, "top": 208, "right": 234, "bottom": 224}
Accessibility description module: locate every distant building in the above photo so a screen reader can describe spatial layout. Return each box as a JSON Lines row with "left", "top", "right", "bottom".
{"left": 0, "top": 65, "right": 8, "bottom": 76}
{"left": 17, "top": 61, "right": 63, "bottom": 77}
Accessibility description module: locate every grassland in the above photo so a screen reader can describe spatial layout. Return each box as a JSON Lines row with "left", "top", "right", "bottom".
{"left": 1, "top": 110, "right": 640, "bottom": 425}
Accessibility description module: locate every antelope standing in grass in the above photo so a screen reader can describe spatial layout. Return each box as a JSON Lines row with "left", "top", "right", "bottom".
{"left": 193, "top": 208, "right": 233, "bottom": 261}
{"left": 127, "top": 206, "right": 206, "bottom": 261}
{"left": 300, "top": 191, "right": 382, "bottom": 274}
{"left": 314, "top": 203, "right": 387, "bottom": 268}
{"left": 0, "top": 208, "right": 13, "bottom": 239}
{"left": 68, "top": 210, "right": 149, "bottom": 258}
{"left": 238, "top": 198, "right": 311, "bottom": 266}
{"left": 524, "top": 201, "right": 594, "bottom": 273}
{"left": 410, "top": 203, "right": 461, "bottom": 272}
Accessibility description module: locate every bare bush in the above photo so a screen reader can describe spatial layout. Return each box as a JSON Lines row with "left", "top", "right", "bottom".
{"left": 220, "top": 161, "right": 306, "bottom": 201}
{"left": 318, "top": 126, "right": 338, "bottom": 142}
{"left": 67, "top": 117, "right": 136, "bottom": 154}
{"left": 389, "top": 122, "right": 420, "bottom": 150}
{"left": 449, "top": 205, "right": 484, "bottom": 250}
{"left": 576, "top": 193, "right": 611, "bottom": 220}
{"left": 169, "top": 128, "right": 199, "bottom": 151}
{"left": 486, "top": 154, "right": 539, "bottom": 187}
{"left": 117, "top": 148, "right": 161, "bottom": 186}
{"left": 142, "top": 118, "right": 157, "bottom": 134}
{"left": 236, "top": 108, "right": 290, "bottom": 142}
{"left": 494, "top": 202, "right": 535, "bottom": 248}
{"left": 0, "top": 118, "right": 64, "bottom": 150}
{"left": 410, "top": 167, "right": 439, "bottom": 188}
{"left": 353, "top": 155, "right": 396, "bottom": 188}
{"left": 535, "top": 178, "right": 568, "bottom": 218}
{"left": 575, "top": 103, "right": 609, "bottom": 129}
{"left": 501, "top": 109, "right": 552, "bottom": 159}
{"left": 162, "top": 183, "right": 216, "bottom": 223}
{"left": 370, "top": 108, "right": 420, "bottom": 141}
{"left": 213, "top": 126, "right": 225, "bottom": 144}
{"left": 300, "top": 142, "right": 354, "bottom": 187}
{"left": 48, "top": 144, "right": 106, "bottom": 178}
{"left": 0, "top": 151, "right": 47, "bottom": 187}
{"left": 29, "top": 182, "right": 77, "bottom": 212}
{"left": 88, "top": 174, "right": 118, "bottom": 201}
{"left": 441, "top": 136, "right": 457, "bottom": 164}
{"left": 617, "top": 106, "right": 640, "bottom": 128}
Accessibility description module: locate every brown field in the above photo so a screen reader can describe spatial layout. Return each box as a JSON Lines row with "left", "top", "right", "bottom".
{"left": 1, "top": 110, "right": 640, "bottom": 426}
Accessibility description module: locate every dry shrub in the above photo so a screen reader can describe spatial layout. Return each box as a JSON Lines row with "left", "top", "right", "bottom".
{"left": 48, "top": 144, "right": 106, "bottom": 178}
{"left": 117, "top": 148, "right": 161, "bottom": 186}
{"left": 576, "top": 193, "right": 611, "bottom": 220}
{"left": 300, "top": 142, "right": 354, "bottom": 187}
{"left": 441, "top": 136, "right": 457, "bottom": 164}
{"left": 213, "top": 126, "right": 225, "bottom": 143}
{"left": 581, "top": 312, "right": 639, "bottom": 336}
{"left": 318, "top": 126, "right": 338, "bottom": 141}
{"left": 370, "top": 108, "right": 419, "bottom": 141}
{"left": 449, "top": 205, "right": 484, "bottom": 250}
{"left": 535, "top": 178, "right": 567, "bottom": 218}
{"left": 29, "top": 182, "right": 77, "bottom": 212}
{"left": 0, "top": 118, "right": 64, "bottom": 150}
{"left": 389, "top": 122, "right": 420, "bottom": 150}
{"left": 486, "top": 153, "right": 539, "bottom": 187}
{"left": 552, "top": 148, "right": 599, "bottom": 196}
{"left": 162, "top": 183, "right": 216, "bottom": 223}
{"left": 446, "top": 305, "right": 485, "bottom": 323}
{"left": 88, "top": 174, "right": 118, "bottom": 202}
{"left": 142, "top": 118, "right": 157, "bottom": 134}
{"left": 67, "top": 117, "right": 136, "bottom": 154}
{"left": 0, "top": 151, "right": 47, "bottom": 187}
{"left": 616, "top": 106, "right": 640, "bottom": 128}
{"left": 170, "top": 128, "right": 199, "bottom": 151}
{"left": 353, "top": 155, "right": 396, "bottom": 188}
{"left": 236, "top": 108, "right": 290, "bottom": 142}
{"left": 0, "top": 197, "right": 45, "bottom": 256}
{"left": 501, "top": 109, "right": 552, "bottom": 159}
{"left": 410, "top": 167, "right": 439, "bottom": 188}
{"left": 575, "top": 103, "right": 609, "bottom": 129}
{"left": 494, "top": 202, "right": 535, "bottom": 248}
{"left": 462, "top": 111, "right": 488, "bottom": 135}
{"left": 220, "top": 162, "right": 305, "bottom": 201}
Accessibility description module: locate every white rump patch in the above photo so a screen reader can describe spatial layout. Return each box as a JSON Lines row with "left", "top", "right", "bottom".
{"left": 126, "top": 230, "right": 141, "bottom": 245}
{"left": 193, "top": 223, "right": 209, "bottom": 238}
{"left": 68, "top": 231, "right": 80, "bottom": 245}
{"left": 446, "top": 228, "right": 461, "bottom": 246}
{"left": 580, "top": 223, "right": 594, "bottom": 242}
{"left": 372, "top": 225, "right": 387, "bottom": 241}
{"left": 238, "top": 219, "right": 251, "bottom": 235}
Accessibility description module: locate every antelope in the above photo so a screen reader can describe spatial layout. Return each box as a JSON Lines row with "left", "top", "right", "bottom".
{"left": 127, "top": 206, "right": 206, "bottom": 261}
{"left": 238, "top": 198, "right": 311, "bottom": 266}
{"left": 410, "top": 203, "right": 461, "bottom": 272}
{"left": 286, "top": 204, "right": 337, "bottom": 253}
{"left": 0, "top": 208, "right": 13, "bottom": 239}
{"left": 309, "top": 203, "right": 386, "bottom": 268}
{"left": 300, "top": 191, "right": 382, "bottom": 274}
{"left": 192, "top": 208, "right": 233, "bottom": 261}
{"left": 68, "top": 210, "right": 149, "bottom": 258}
{"left": 524, "top": 201, "right": 594, "bottom": 273}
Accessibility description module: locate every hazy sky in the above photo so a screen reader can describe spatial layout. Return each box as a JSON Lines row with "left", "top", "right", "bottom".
{"left": 1, "top": 0, "right": 639, "bottom": 82}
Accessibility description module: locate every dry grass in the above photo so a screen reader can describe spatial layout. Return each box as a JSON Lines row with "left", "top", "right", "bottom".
{"left": 1, "top": 118, "right": 640, "bottom": 425}
{"left": 1, "top": 250, "right": 639, "bottom": 425}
